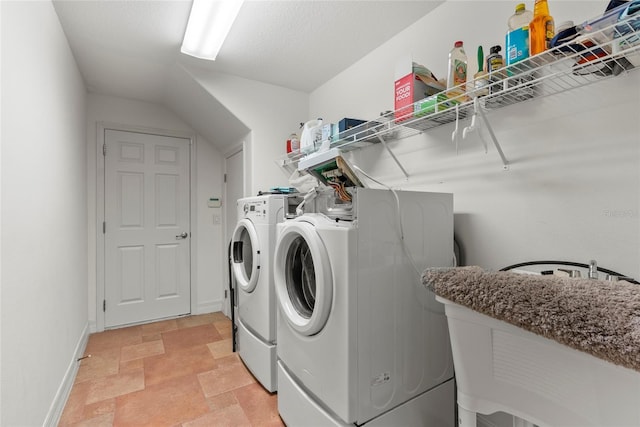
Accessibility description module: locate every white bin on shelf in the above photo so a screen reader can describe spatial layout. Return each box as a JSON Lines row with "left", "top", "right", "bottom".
{"left": 437, "top": 296, "right": 640, "bottom": 427}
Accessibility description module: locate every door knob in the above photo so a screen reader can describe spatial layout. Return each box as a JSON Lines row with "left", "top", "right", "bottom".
{"left": 176, "top": 232, "right": 188, "bottom": 240}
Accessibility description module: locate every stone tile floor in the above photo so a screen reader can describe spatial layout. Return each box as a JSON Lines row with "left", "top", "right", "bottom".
{"left": 59, "top": 312, "right": 284, "bottom": 426}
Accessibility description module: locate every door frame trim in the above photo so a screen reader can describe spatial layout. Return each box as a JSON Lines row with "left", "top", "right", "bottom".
{"left": 96, "top": 122, "right": 197, "bottom": 331}
{"left": 222, "top": 144, "right": 244, "bottom": 317}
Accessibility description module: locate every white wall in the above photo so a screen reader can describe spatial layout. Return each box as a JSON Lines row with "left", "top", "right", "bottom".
{"left": 195, "top": 137, "right": 225, "bottom": 312}
{"left": 1, "top": 1, "right": 88, "bottom": 425}
{"left": 86, "top": 94, "right": 225, "bottom": 328}
{"left": 310, "top": 1, "right": 640, "bottom": 278}
{"left": 0, "top": 3, "right": 4, "bottom": 422}
{"left": 184, "top": 67, "right": 310, "bottom": 196}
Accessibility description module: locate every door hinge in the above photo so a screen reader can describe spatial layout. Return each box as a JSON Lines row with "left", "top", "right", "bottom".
{"left": 223, "top": 173, "right": 227, "bottom": 183}
{"left": 224, "top": 289, "right": 228, "bottom": 299}
{"left": 103, "top": 300, "right": 106, "bottom": 312}
{"left": 103, "top": 221, "right": 106, "bottom": 234}
{"left": 102, "top": 144, "right": 106, "bottom": 156}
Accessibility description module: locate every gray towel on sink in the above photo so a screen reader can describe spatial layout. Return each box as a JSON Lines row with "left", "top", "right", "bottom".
{"left": 422, "top": 266, "right": 640, "bottom": 372}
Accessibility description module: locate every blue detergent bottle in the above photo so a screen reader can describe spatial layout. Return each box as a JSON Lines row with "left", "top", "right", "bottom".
{"left": 506, "top": 3, "right": 533, "bottom": 68}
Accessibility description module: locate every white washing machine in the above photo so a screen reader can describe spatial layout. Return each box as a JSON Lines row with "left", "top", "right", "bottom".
{"left": 274, "top": 187, "right": 456, "bottom": 426}
{"left": 232, "top": 194, "right": 297, "bottom": 392}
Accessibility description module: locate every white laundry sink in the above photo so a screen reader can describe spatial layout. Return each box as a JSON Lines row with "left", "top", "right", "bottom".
{"left": 423, "top": 266, "right": 640, "bottom": 427}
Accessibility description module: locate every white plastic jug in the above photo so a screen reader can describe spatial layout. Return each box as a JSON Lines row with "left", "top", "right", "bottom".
{"left": 300, "top": 119, "right": 323, "bottom": 154}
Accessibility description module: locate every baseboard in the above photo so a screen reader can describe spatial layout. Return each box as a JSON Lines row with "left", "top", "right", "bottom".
{"left": 44, "top": 322, "right": 90, "bottom": 427}
{"left": 196, "top": 299, "right": 223, "bottom": 315}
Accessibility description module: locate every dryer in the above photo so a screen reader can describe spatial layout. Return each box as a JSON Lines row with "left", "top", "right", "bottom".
{"left": 232, "top": 194, "right": 297, "bottom": 392}
{"left": 274, "top": 187, "right": 456, "bottom": 426}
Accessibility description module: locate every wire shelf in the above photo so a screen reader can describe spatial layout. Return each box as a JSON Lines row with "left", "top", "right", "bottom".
{"left": 279, "top": 5, "right": 640, "bottom": 171}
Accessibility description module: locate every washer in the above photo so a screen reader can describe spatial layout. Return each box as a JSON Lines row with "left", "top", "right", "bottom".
{"left": 274, "top": 188, "right": 456, "bottom": 425}
{"left": 232, "top": 194, "right": 296, "bottom": 392}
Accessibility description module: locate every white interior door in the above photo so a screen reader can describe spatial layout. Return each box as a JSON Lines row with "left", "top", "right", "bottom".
{"left": 224, "top": 148, "right": 244, "bottom": 316}
{"left": 104, "top": 129, "right": 191, "bottom": 328}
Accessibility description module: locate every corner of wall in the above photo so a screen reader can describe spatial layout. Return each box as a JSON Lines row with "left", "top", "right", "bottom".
{"left": 196, "top": 299, "right": 224, "bottom": 315}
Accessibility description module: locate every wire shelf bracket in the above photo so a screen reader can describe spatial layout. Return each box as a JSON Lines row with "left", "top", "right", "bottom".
{"left": 376, "top": 134, "right": 410, "bottom": 179}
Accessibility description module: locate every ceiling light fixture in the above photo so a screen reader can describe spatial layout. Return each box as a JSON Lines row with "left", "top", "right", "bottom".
{"left": 181, "top": 0, "right": 245, "bottom": 61}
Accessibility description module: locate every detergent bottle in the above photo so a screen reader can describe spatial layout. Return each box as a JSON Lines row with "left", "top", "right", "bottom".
{"left": 286, "top": 133, "right": 299, "bottom": 154}
{"left": 300, "top": 119, "right": 323, "bottom": 154}
{"left": 506, "top": 3, "right": 533, "bottom": 67}
{"left": 530, "top": 0, "right": 554, "bottom": 55}
{"left": 447, "top": 41, "right": 467, "bottom": 100}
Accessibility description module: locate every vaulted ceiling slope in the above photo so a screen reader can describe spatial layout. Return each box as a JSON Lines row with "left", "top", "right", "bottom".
{"left": 53, "top": 0, "right": 443, "bottom": 149}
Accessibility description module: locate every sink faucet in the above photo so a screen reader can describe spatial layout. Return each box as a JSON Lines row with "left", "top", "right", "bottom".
{"left": 588, "top": 259, "right": 599, "bottom": 280}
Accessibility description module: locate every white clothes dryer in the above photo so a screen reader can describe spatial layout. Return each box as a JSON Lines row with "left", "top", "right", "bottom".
{"left": 232, "top": 194, "right": 296, "bottom": 392}
{"left": 274, "top": 188, "right": 456, "bottom": 426}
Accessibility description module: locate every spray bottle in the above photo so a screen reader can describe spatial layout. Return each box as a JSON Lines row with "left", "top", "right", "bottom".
{"left": 486, "top": 45, "right": 504, "bottom": 95}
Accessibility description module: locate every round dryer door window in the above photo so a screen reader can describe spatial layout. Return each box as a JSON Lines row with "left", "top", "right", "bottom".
{"left": 274, "top": 218, "right": 332, "bottom": 336}
{"left": 285, "top": 236, "right": 316, "bottom": 318}
{"left": 231, "top": 219, "right": 260, "bottom": 293}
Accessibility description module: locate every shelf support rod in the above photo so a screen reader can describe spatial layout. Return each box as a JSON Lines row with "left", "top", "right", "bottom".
{"left": 477, "top": 105, "right": 509, "bottom": 168}
{"left": 376, "top": 134, "right": 409, "bottom": 179}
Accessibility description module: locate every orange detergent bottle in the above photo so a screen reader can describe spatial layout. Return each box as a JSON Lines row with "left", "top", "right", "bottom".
{"left": 529, "top": 0, "right": 554, "bottom": 55}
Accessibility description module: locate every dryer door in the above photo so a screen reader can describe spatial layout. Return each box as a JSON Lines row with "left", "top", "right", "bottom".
{"left": 274, "top": 219, "right": 332, "bottom": 336}
{"left": 231, "top": 218, "right": 260, "bottom": 293}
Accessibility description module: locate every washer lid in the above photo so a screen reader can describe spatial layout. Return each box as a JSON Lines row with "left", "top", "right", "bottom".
{"left": 274, "top": 219, "right": 332, "bottom": 336}
{"left": 231, "top": 218, "right": 260, "bottom": 293}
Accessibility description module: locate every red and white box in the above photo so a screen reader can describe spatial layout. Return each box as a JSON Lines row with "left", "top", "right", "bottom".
{"left": 395, "top": 74, "right": 430, "bottom": 123}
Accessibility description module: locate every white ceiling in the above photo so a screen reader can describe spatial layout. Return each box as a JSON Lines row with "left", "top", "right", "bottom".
{"left": 53, "top": 0, "right": 443, "bottom": 148}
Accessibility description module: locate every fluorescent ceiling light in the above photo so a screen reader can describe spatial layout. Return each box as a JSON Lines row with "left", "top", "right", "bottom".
{"left": 181, "top": 0, "right": 245, "bottom": 61}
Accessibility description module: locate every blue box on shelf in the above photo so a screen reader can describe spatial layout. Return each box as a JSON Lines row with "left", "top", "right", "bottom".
{"left": 337, "top": 118, "right": 381, "bottom": 143}
{"left": 338, "top": 118, "right": 366, "bottom": 134}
